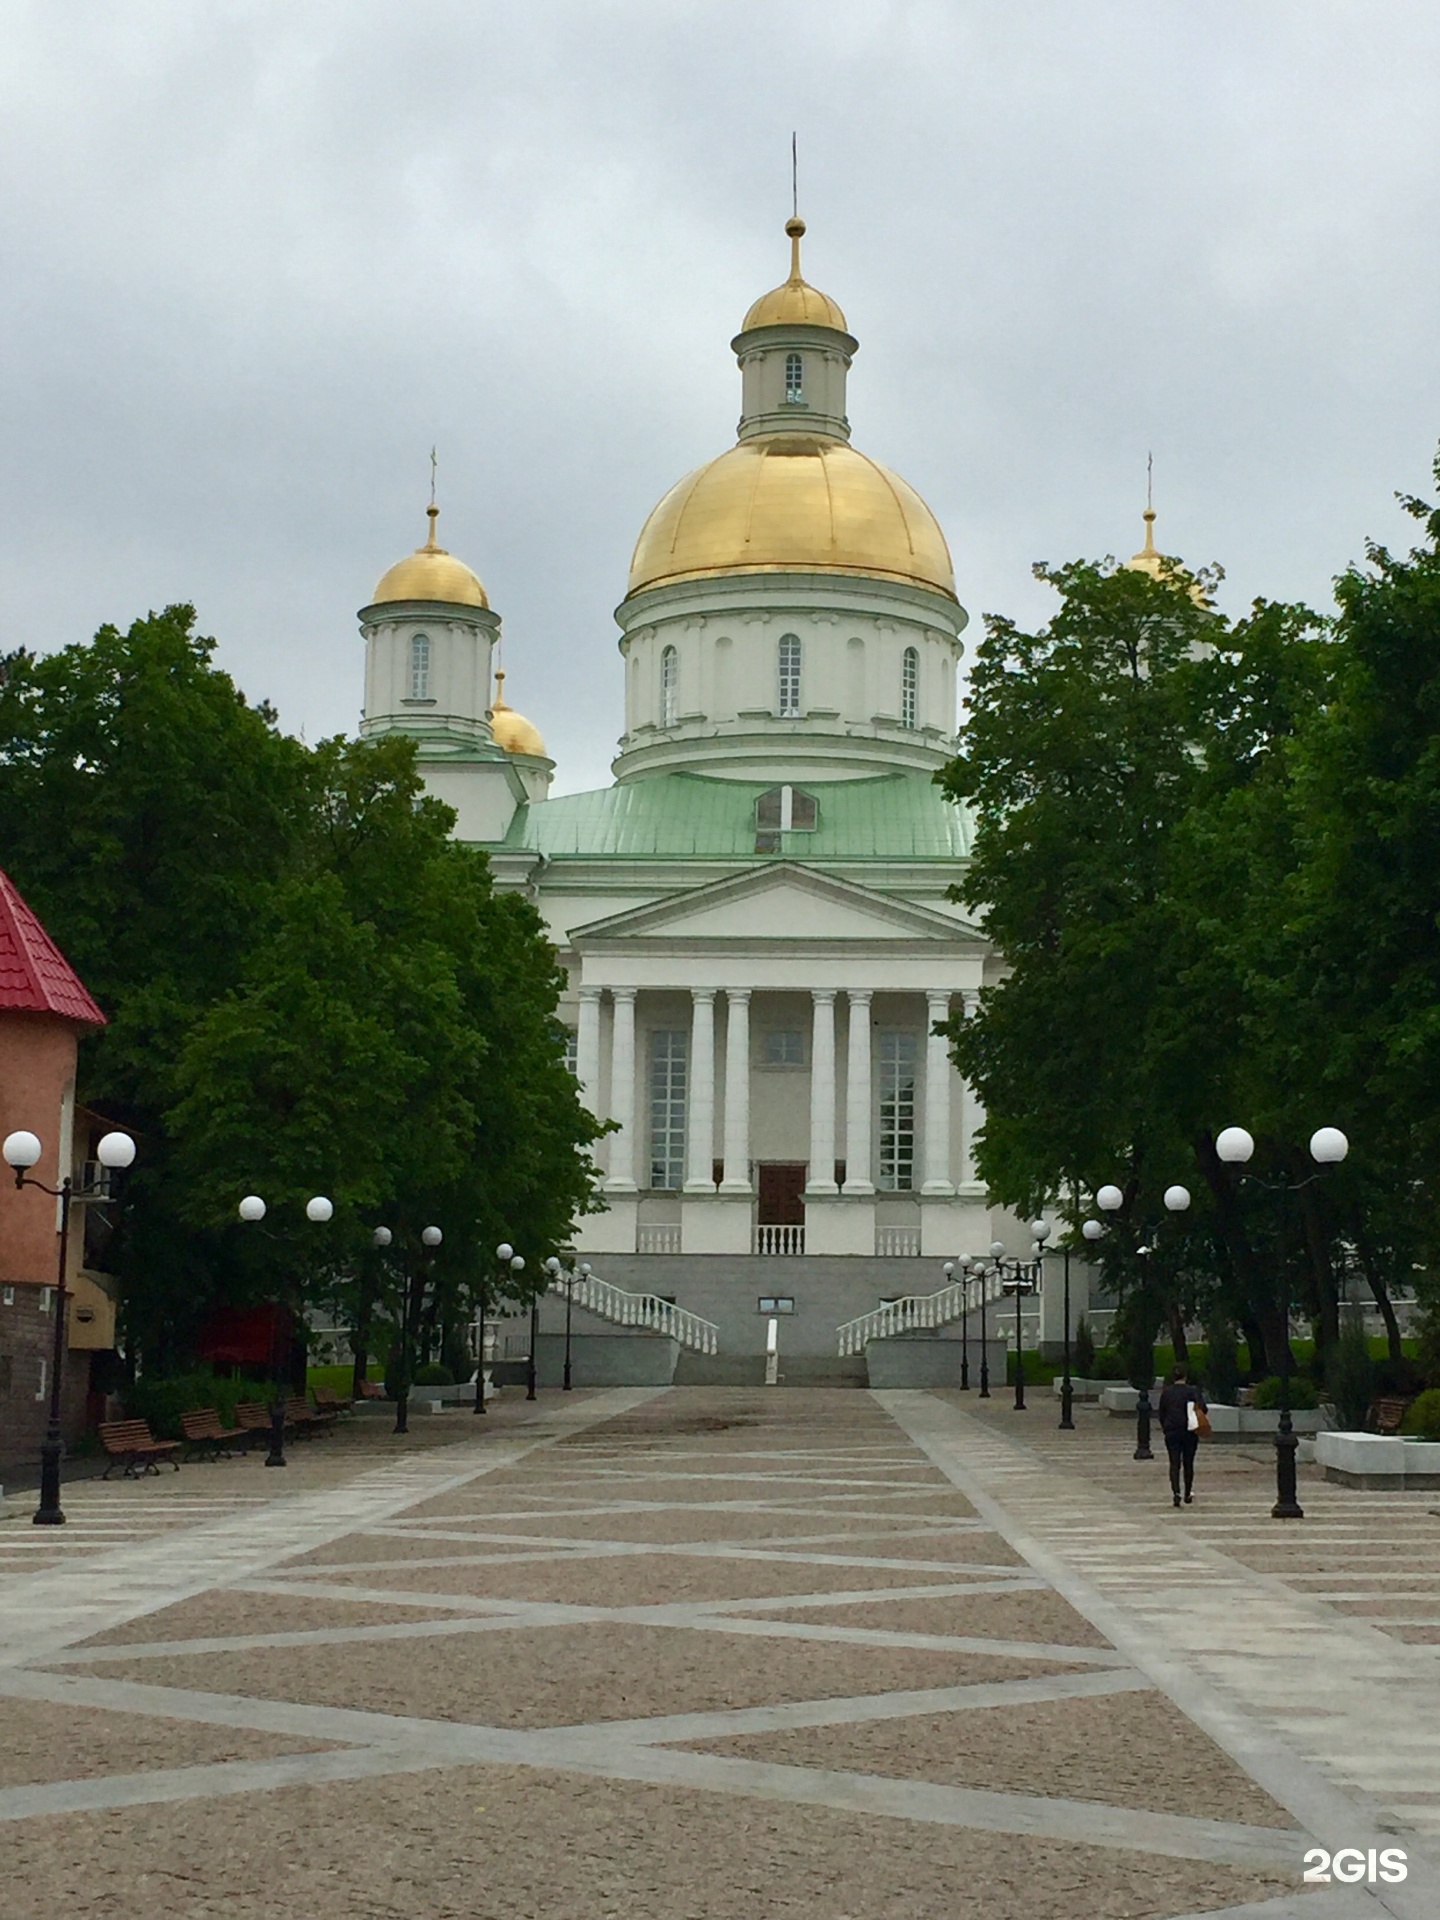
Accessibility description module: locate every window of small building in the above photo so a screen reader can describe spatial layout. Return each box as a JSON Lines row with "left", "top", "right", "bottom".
{"left": 755, "top": 784, "right": 818, "bottom": 833}
{"left": 901, "top": 645, "right": 919, "bottom": 729}
{"left": 661, "top": 643, "right": 678, "bottom": 726}
{"left": 784, "top": 352, "right": 804, "bottom": 403}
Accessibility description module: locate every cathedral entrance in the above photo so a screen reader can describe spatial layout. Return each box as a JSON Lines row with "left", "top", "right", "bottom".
{"left": 757, "top": 1163, "right": 807, "bottom": 1225}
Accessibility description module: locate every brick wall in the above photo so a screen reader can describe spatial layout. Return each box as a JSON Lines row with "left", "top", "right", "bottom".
{"left": 0, "top": 1282, "right": 91, "bottom": 1466}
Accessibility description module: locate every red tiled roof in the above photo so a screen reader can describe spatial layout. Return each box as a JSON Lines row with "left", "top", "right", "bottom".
{"left": 0, "top": 869, "right": 106, "bottom": 1026}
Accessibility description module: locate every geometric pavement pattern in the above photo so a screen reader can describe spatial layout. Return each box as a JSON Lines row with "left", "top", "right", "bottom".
{"left": 0, "top": 1385, "right": 1431, "bottom": 1919}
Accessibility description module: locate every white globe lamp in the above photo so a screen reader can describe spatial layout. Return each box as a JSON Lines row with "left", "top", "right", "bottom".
{"left": 237, "top": 1195, "right": 267, "bottom": 1223}
{"left": 1096, "top": 1185, "right": 1124, "bottom": 1212}
{"left": 2, "top": 1130, "right": 42, "bottom": 1171}
{"left": 1163, "top": 1185, "right": 1191, "bottom": 1212}
{"left": 305, "top": 1196, "right": 334, "bottom": 1223}
{"left": 1215, "top": 1127, "right": 1254, "bottom": 1165}
{"left": 1310, "top": 1127, "right": 1349, "bottom": 1165}
{"left": 96, "top": 1131, "right": 136, "bottom": 1170}
{"left": 1081, "top": 1218, "right": 1103, "bottom": 1241}
{"left": 421, "top": 1226, "right": 443, "bottom": 1248}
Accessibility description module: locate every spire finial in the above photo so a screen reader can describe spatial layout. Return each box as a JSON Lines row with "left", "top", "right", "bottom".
{"left": 791, "top": 131, "right": 798, "bottom": 221}
{"left": 424, "top": 447, "right": 441, "bottom": 549}
{"left": 493, "top": 665, "right": 508, "bottom": 710}
{"left": 1141, "top": 452, "right": 1157, "bottom": 552}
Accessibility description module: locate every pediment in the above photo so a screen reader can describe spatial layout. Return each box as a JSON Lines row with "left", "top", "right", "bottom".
{"left": 569, "top": 863, "right": 984, "bottom": 948}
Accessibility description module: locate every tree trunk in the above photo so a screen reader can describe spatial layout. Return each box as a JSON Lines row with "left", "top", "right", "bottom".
{"left": 1367, "top": 1271, "right": 1404, "bottom": 1366}
{"left": 1239, "top": 1311, "right": 1268, "bottom": 1379}
{"left": 1166, "top": 1301, "right": 1190, "bottom": 1364}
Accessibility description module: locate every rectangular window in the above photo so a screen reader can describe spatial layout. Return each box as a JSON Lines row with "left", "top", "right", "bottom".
{"left": 877, "top": 1031, "right": 918, "bottom": 1191}
{"left": 39, "top": 1286, "right": 51, "bottom": 1315}
{"left": 563, "top": 1028, "right": 579, "bottom": 1077}
{"left": 785, "top": 352, "right": 804, "bottom": 403}
{"left": 763, "top": 1031, "right": 804, "bottom": 1067}
{"left": 902, "top": 646, "right": 919, "bottom": 729}
{"left": 758, "top": 1296, "right": 796, "bottom": 1314}
{"left": 36, "top": 1356, "right": 47, "bottom": 1401}
{"left": 648, "top": 1029, "right": 688, "bottom": 1189}
{"left": 1, "top": 1284, "right": 13, "bottom": 1306}
{"left": 778, "top": 635, "right": 802, "bottom": 717}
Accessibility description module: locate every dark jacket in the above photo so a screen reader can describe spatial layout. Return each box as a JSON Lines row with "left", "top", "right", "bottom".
{"left": 1157, "top": 1382, "right": 1206, "bottom": 1440}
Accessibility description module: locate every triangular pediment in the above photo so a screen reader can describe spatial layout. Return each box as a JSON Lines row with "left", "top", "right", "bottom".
{"left": 570, "top": 863, "right": 984, "bottom": 948}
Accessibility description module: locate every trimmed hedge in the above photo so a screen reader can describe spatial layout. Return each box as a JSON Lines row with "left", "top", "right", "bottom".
{"left": 1401, "top": 1389, "right": 1440, "bottom": 1440}
{"left": 124, "top": 1372, "right": 250, "bottom": 1438}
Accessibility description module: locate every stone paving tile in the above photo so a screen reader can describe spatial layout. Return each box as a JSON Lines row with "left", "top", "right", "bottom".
{"left": 427, "top": 1507, "right": 965, "bottom": 1545}
{"left": 0, "top": 1761, "right": 1298, "bottom": 1920}
{"left": 73, "top": 1620, "right": 1083, "bottom": 1728}
{"left": 684, "top": 1687, "right": 1300, "bottom": 1827}
{"left": 762, "top": 1588, "right": 1113, "bottom": 1647}
{"left": 317, "top": 1547, "right": 993, "bottom": 1605}
{"left": 0, "top": 1697, "right": 332, "bottom": 1789}
{"left": 76, "top": 1587, "right": 468, "bottom": 1648}
{"left": 278, "top": 1529, "right": 548, "bottom": 1568}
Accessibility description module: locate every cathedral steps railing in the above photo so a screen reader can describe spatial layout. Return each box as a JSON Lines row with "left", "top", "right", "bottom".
{"left": 836, "top": 1269, "right": 1006, "bottom": 1357}
{"left": 556, "top": 1272, "right": 718, "bottom": 1355}
{"left": 754, "top": 1225, "right": 805, "bottom": 1255}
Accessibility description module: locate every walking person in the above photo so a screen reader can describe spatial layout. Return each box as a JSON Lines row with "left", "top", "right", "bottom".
{"left": 1157, "top": 1364, "right": 1207, "bottom": 1507}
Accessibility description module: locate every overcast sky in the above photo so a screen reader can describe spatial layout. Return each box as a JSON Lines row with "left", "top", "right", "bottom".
{"left": 3, "top": 1, "right": 1437, "bottom": 794}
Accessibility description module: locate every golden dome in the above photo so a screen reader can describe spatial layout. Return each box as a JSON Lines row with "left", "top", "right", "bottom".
{"left": 627, "top": 432, "right": 955, "bottom": 599}
{"left": 1126, "top": 507, "right": 1165, "bottom": 580}
{"left": 372, "top": 505, "right": 489, "bottom": 608}
{"left": 740, "top": 217, "right": 848, "bottom": 333}
{"left": 489, "top": 670, "right": 546, "bottom": 757}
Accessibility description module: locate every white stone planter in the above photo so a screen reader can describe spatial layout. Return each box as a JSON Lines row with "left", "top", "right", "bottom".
{"left": 1316, "top": 1430, "right": 1440, "bottom": 1488}
{"left": 1204, "top": 1404, "right": 1334, "bottom": 1443}
{"left": 1101, "top": 1382, "right": 1165, "bottom": 1415}
{"left": 1051, "top": 1377, "right": 1129, "bottom": 1402}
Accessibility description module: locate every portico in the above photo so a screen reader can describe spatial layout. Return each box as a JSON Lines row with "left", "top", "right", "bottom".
{"left": 563, "top": 864, "right": 988, "bottom": 1261}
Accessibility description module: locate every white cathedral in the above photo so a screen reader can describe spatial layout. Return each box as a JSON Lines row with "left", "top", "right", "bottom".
{"left": 356, "top": 217, "right": 1139, "bottom": 1375}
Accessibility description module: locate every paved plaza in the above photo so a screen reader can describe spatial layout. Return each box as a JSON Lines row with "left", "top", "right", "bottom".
{"left": 0, "top": 1389, "right": 1436, "bottom": 1919}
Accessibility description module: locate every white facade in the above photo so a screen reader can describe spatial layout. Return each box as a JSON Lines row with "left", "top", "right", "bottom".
{"left": 357, "top": 221, "right": 1077, "bottom": 1358}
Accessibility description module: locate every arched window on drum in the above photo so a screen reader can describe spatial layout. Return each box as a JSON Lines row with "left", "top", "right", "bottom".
{"left": 661, "top": 644, "right": 679, "bottom": 727}
{"left": 410, "top": 633, "right": 432, "bottom": 701}
{"left": 901, "top": 646, "right": 919, "bottom": 729}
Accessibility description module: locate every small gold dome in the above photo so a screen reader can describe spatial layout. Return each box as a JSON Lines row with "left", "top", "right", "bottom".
{"left": 372, "top": 505, "right": 489, "bottom": 608}
{"left": 489, "top": 671, "right": 546, "bottom": 757}
{"left": 1126, "top": 507, "right": 1165, "bottom": 580}
{"left": 628, "top": 432, "right": 955, "bottom": 599}
{"left": 740, "top": 217, "right": 848, "bottom": 333}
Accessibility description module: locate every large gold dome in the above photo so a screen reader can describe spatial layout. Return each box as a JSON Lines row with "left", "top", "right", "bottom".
{"left": 372, "top": 505, "right": 489, "bottom": 609}
{"left": 627, "top": 432, "right": 956, "bottom": 600}
{"left": 488, "top": 670, "right": 547, "bottom": 757}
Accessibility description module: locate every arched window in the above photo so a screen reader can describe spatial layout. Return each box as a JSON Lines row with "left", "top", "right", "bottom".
{"left": 784, "top": 352, "right": 804, "bottom": 403}
{"left": 409, "top": 633, "right": 431, "bottom": 700}
{"left": 901, "top": 646, "right": 919, "bottom": 729}
{"left": 661, "top": 643, "right": 678, "bottom": 726}
{"left": 778, "top": 634, "right": 802, "bottom": 717}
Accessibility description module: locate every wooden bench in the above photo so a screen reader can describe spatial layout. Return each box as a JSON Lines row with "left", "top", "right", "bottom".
{"left": 99, "top": 1419, "right": 181, "bottom": 1479}
{"left": 312, "top": 1385, "right": 353, "bottom": 1417}
{"left": 234, "top": 1400, "right": 286, "bottom": 1450}
{"left": 180, "top": 1407, "right": 247, "bottom": 1461}
{"left": 1373, "top": 1397, "right": 1412, "bottom": 1435}
{"left": 284, "top": 1395, "right": 336, "bottom": 1438}
{"left": 356, "top": 1379, "right": 386, "bottom": 1401}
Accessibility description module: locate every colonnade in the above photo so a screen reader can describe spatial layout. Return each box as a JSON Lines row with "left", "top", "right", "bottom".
{"left": 575, "top": 985, "right": 983, "bottom": 1199}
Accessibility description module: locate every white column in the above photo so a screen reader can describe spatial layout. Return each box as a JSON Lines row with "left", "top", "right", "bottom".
{"left": 605, "top": 987, "right": 638, "bottom": 1192}
{"left": 807, "top": 989, "right": 838, "bottom": 1194}
{"left": 922, "top": 990, "right": 955, "bottom": 1195}
{"left": 720, "top": 988, "right": 752, "bottom": 1192}
{"left": 684, "top": 989, "right": 717, "bottom": 1191}
{"left": 576, "top": 986, "right": 602, "bottom": 1110}
{"left": 842, "top": 989, "right": 873, "bottom": 1193}
{"left": 959, "top": 988, "right": 984, "bottom": 1188}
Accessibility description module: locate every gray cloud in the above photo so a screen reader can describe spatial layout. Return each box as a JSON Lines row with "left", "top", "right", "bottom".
{"left": 2, "top": 0, "right": 1437, "bottom": 793}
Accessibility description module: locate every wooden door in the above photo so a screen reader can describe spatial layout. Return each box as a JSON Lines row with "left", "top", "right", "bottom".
{"left": 757, "top": 1163, "right": 807, "bottom": 1225}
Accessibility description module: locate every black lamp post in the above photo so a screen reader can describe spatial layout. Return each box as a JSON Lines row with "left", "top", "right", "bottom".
{"left": 371, "top": 1222, "right": 442, "bottom": 1438}
{"left": 496, "top": 1244, "right": 530, "bottom": 1397}
{"left": 472, "top": 1268, "right": 487, "bottom": 1414}
{"left": 992, "top": 1241, "right": 1036, "bottom": 1411}
{"left": 4, "top": 1125, "right": 137, "bottom": 1525}
{"left": 1031, "top": 1218, "right": 1076, "bottom": 1431}
{"left": 943, "top": 1261, "right": 971, "bottom": 1390}
{"left": 237, "top": 1191, "right": 337, "bottom": 1465}
{"left": 1215, "top": 1123, "right": 1349, "bottom": 1522}
{"left": 1095, "top": 1180, "right": 1192, "bottom": 1464}
{"left": 975, "top": 1256, "right": 992, "bottom": 1397}
{"left": 563, "top": 1260, "right": 588, "bottom": 1391}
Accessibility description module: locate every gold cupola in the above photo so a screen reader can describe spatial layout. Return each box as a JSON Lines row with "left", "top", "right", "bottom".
{"left": 626, "top": 214, "right": 954, "bottom": 602}
{"left": 372, "top": 504, "right": 489, "bottom": 608}
{"left": 488, "top": 669, "right": 546, "bottom": 758}
{"left": 740, "top": 216, "right": 848, "bottom": 333}
{"left": 1126, "top": 507, "right": 1166, "bottom": 580}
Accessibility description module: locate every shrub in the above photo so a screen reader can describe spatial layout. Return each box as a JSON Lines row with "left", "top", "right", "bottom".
{"left": 1204, "top": 1323, "right": 1242, "bottom": 1406}
{"left": 1374, "top": 1354, "right": 1426, "bottom": 1399}
{"left": 1327, "top": 1316, "right": 1375, "bottom": 1430}
{"left": 125, "top": 1372, "right": 249, "bottom": 1438}
{"left": 1250, "top": 1374, "right": 1320, "bottom": 1411}
{"left": 1091, "top": 1345, "right": 1125, "bottom": 1380}
{"left": 1072, "top": 1317, "right": 1096, "bottom": 1378}
{"left": 1401, "top": 1390, "right": 1440, "bottom": 1439}
{"left": 414, "top": 1362, "right": 454, "bottom": 1386}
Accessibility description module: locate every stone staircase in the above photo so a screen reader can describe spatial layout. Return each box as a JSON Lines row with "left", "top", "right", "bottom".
{"left": 835, "top": 1267, "right": 1007, "bottom": 1357}
{"left": 556, "top": 1271, "right": 719, "bottom": 1355}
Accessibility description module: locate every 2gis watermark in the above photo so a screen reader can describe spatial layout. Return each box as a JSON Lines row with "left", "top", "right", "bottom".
{"left": 1303, "top": 1846, "right": 1408, "bottom": 1885}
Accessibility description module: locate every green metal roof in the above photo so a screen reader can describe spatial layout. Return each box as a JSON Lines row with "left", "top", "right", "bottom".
{"left": 494, "top": 773, "right": 971, "bottom": 862}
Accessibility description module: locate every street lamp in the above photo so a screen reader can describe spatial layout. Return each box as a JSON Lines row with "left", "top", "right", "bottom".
{"left": 1216, "top": 1122, "right": 1349, "bottom": 1520}
{"left": 943, "top": 1260, "right": 972, "bottom": 1391}
{"left": 545, "top": 1255, "right": 582, "bottom": 1391}
{"left": 991, "top": 1240, "right": 1036, "bottom": 1411}
{"left": 975, "top": 1254, "right": 992, "bottom": 1398}
{"left": 1095, "top": 1180, "right": 1191, "bottom": 1462}
{"left": 3, "top": 1126, "right": 136, "bottom": 1524}
{"left": 496, "top": 1244, "right": 532, "bottom": 1397}
{"left": 1032, "top": 1218, "right": 1074, "bottom": 1430}
{"left": 237, "top": 1192, "right": 335, "bottom": 1463}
